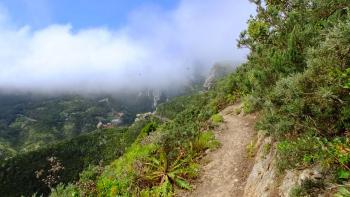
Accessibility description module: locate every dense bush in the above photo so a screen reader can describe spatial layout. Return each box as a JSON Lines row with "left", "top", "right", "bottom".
{"left": 236, "top": 1, "right": 350, "bottom": 195}
{"left": 211, "top": 114, "right": 224, "bottom": 124}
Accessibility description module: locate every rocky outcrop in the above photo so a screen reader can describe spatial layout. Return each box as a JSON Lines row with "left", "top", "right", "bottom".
{"left": 135, "top": 112, "right": 155, "bottom": 122}
{"left": 203, "top": 63, "right": 235, "bottom": 90}
{"left": 152, "top": 89, "right": 162, "bottom": 108}
{"left": 243, "top": 133, "right": 324, "bottom": 197}
{"left": 243, "top": 133, "right": 279, "bottom": 197}
{"left": 96, "top": 112, "right": 125, "bottom": 128}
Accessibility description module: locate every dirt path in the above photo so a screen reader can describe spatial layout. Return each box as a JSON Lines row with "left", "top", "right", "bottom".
{"left": 181, "top": 104, "right": 257, "bottom": 197}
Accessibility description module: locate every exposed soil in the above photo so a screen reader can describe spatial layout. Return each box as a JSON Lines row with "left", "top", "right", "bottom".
{"left": 179, "top": 104, "right": 257, "bottom": 197}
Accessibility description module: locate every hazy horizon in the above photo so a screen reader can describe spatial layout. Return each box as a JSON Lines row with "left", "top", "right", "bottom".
{"left": 0, "top": 0, "right": 255, "bottom": 94}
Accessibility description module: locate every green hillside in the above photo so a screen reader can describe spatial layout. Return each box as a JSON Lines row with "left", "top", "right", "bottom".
{"left": 49, "top": 1, "right": 350, "bottom": 196}
{"left": 2, "top": 0, "right": 350, "bottom": 196}
{"left": 0, "top": 93, "right": 156, "bottom": 159}
{"left": 0, "top": 118, "right": 156, "bottom": 196}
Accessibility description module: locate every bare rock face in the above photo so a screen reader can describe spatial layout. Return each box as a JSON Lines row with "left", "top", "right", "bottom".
{"left": 203, "top": 63, "right": 235, "bottom": 90}
{"left": 111, "top": 118, "right": 123, "bottom": 126}
{"left": 135, "top": 112, "right": 154, "bottom": 122}
{"left": 244, "top": 133, "right": 324, "bottom": 197}
{"left": 279, "top": 170, "right": 300, "bottom": 196}
{"left": 96, "top": 121, "right": 103, "bottom": 129}
{"left": 243, "top": 133, "right": 279, "bottom": 197}
{"left": 298, "top": 168, "right": 323, "bottom": 184}
{"left": 278, "top": 168, "right": 323, "bottom": 196}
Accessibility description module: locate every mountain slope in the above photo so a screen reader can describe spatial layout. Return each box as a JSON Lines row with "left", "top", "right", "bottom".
{"left": 0, "top": 93, "right": 156, "bottom": 159}
{"left": 9, "top": 1, "right": 350, "bottom": 196}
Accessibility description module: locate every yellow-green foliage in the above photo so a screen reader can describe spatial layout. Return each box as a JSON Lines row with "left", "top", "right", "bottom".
{"left": 139, "top": 181, "right": 173, "bottom": 197}
{"left": 211, "top": 114, "right": 223, "bottom": 124}
{"left": 96, "top": 143, "right": 158, "bottom": 196}
{"left": 138, "top": 148, "right": 199, "bottom": 194}
{"left": 242, "top": 94, "right": 260, "bottom": 113}
{"left": 262, "top": 143, "right": 271, "bottom": 157}
{"left": 334, "top": 187, "right": 350, "bottom": 197}
{"left": 246, "top": 139, "right": 257, "bottom": 158}
{"left": 192, "top": 131, "right": 220, "bottom": 153}
{"left": 247, "top": 20, "right": 269, "bottom": 40}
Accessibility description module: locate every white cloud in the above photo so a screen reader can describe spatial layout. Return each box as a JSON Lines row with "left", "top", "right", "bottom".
{"left": 0, "top": 0, "right": 255, "bottom": 94}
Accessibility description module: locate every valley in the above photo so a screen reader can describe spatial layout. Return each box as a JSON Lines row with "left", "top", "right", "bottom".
{"left": 0, "top": 90, "right": 166, "bottom": 159}
{"left": 1, "top": 0, "right": 350, "bottom": 196}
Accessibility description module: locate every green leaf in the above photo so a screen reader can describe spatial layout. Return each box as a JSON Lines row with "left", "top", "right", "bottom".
{"left": 334, "top": 187, "right": 350, "bottom": 197}
{"left": 338, "top": 169, "right": 350, "bottom": 180}
{"left": 174, "top": 178, "right": 192, "bottom": 190}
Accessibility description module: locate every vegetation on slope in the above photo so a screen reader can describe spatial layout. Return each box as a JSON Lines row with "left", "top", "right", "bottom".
{"left": 238, "top": 1, "right": 350, "bottom": 195}
{"left": 0, "top": 118, "right": 151, "bottom": 196}
{"left": 8, "top": 0, "right": 350, "bottom": 196}
{"left": 0, "top": 93, "right": 156, "bottom": 159}
{"left": 50, "top": 91, "right": 224, "bottom": 196}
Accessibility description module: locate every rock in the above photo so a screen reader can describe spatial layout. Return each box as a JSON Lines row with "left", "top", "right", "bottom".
{"left": 279, "top": 170, "right": 299, "bottom": 197}
{"left": 244, "top": 133, "right": 325, "bottom": 197}
{"left": 203, "top": 63, "right": 235, "bottom": 90}
{"left": 298, "top": 169, "right": 322, "bottom": 185}
{"left": 243, "top": 135, "right": 277, "bottom": 197}
{"left": 98, "top": 98, "right": 109, "bottom": 103}
{"left": 96, "top": 121, "right": 103, "bottom": 129}
{"left": 111, "top": 118, "right": 123, "bottom": 126}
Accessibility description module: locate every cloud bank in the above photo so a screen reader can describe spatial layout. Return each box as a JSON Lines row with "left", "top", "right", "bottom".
{"left": 0, "top": 0, "right": 255, "bottom": 94}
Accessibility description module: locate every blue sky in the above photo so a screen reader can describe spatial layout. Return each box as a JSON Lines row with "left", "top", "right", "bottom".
{"left": 0, "top": 0, "right": 178, "bottom": 29}
{"left": 0, "top": 0, "right": 256, "bottom": 93}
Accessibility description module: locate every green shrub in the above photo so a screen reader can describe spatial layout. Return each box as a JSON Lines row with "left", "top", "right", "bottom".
{"left": 192, "top": 131, "right": 220, "bottom": 153}
{"left": 50, "top": 183, "right": 79, "bottom": 197}
{"left": 334, "top": 187, "right": 350, "bottom": 197}
{"left": 242, "top": 94, "right": 261, "bottom": 113}
{"left": 289, "top": 179, "right": 325, "bottom": 197}
{"left": 276, "top": 135, "right": 350, "bottom": 181}
{"left": 211, "top": 114, "right": 224, "bottom": 124}
{"left": 96, "top": 143, "right": 158, "bottom": 196}
{"left": 262, "top": 143, "right": 272, "bottom": 157}
{"left": 344, "top": 68, "right": 350, "bottom": 89}
{"left": 276, "top": 136, "right": 323, "bottom": 172}
{"left": 246, "top": 138, "right": 257, "bottom": 158}
{"left": 138, "top": 148, "right": 199, "bottom": 194}
{"left": 141, "top": 122, "right": 158, "bottom": 135}
{"left": 289, "top": 186, "right": 305, "bottom": 197}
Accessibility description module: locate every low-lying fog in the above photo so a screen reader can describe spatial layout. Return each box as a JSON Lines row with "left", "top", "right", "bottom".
{"left": 0, "top": 0, "right": 255, "bottom": 94}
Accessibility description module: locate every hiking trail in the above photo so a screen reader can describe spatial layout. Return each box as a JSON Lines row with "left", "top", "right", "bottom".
{"left": 181, "top": 104, "right": 257, "bottom": 197}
